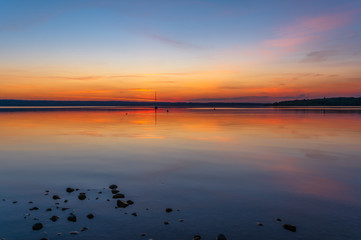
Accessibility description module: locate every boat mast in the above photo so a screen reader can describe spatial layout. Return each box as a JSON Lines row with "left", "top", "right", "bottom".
{"left": 154, "top": 91, "right": 158, "bottom": 109}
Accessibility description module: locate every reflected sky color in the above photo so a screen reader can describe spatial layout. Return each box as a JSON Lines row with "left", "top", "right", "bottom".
{"left": 0, "top": 108, "right": 361, "bottom": 239}
{"left": 1, "top": 0, "right": 361, "bottom": 102}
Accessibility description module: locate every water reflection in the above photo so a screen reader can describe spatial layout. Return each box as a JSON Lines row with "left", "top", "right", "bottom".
{"left": 0, "top": 107, "right": 360, "bottom": 240}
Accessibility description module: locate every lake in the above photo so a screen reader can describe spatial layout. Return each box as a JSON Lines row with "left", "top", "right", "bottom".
{"left": 0, "top": 107, "right": 360, "bottom": 240}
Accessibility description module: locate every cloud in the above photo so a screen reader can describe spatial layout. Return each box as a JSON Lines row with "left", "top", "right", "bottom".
{"left": 264, "top": 10, "right": 359, "bottom": 50}
{"left": 302, "top": 50, "right": 339, "bottom": 62}
{"left": 127, "top": 88, "right": 154, "bottom": 92}
{"left": 190, "top": 96, "right": 271, "bottom": 102}
{"left": 145, "top": 33, "right": 203, "bottom": 50}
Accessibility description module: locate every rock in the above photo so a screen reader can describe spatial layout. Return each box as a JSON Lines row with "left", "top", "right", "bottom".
{"left": 46, "top": 208, "right": 52, "bottom": 212}
{"left": 57, "top": 233, "right": 62, "bottom": 236}
{"left": 29, "top": 207, "right": 39, "bottom": 211}
{"left": 64, "top": 200, "right": 68, "bottom": 203}
{"left": 193, "top": 235, "right": 201, "bottom": 240}
{"left": 117, "top": 200, "right": 129, "bottom": 208}
{"left": 66, "top": 187, "right": 75, "bottom": 193}
{"left": 28, "top": 201, "right": 33, "bottom": 204}
{"left": 112, "top": 193, "right": 125, "bottom": 199}
{"left": 109, "top": 184, "right": 118, "bottom": 189}
{"left": 106, "top": 199, "right": 110, "bottom": 202}
{"left": 78, "top": 193, "right": 86, "bottom": 200}
{"left": 40, "top": 238, "right": 48, "bottom": 240}
{"left": 75, "top": 188, "right": 79, "bottom": 191}
{"left": 52, "top": 195, "right": 60, "bottom": 200}
{"left": 50, "top": 216, "right": 59, "bottom": 222}
{"left": 81, "top": 227, "right": 89, "bottom": 232}
{"left": 165, "top": 208, "right": 173, "bottom": 213}
{"left": 32, "top": 223, "right": 43, "bottom": 231}
{"left": 69, "top": 231, "right": 79, "bottom": 235}
{"left": 257, "top": 222, "right": 263, "bottom": 226}
{"left": 276, "top": 218, "right": 282, "bottom": 222}
{"left": 164, "top": 221, "right": 169, "bottom": 225}
{"left": 87, "top": 213, "right": 94, "bottom": 219}
{"left": 283, "top": 224, "right": 296, "bottom": 232}
{"left": 67, "top": 215, "right": 77, "bottom": 222}
{"left": 96, "top": 197, "right": 99, "bottom": 200}
{"left": 217, "top": 234, "right": 227, "bottom": 240}
{"left": 12, "top": 201, "right": 17, "bottom": 204}
{"left": 55, "top": 203, "right": 60, "bottom": 205}
{"left": 131, "top": 212, "right": 137, "bottom": 216}
{"left": 111, "top": 189, "right": 120, "bottom": 194}
{"left": 98, "top": 191, "right": 102, "bottom": 194}
{"left": 62, "top": 208, "right": 69, "bottom": 211}
{"left": 140, "top": 233, "right": 146, "bottom": 236}
{"left": 179, "top": 219, "right": 184, "bottom": 222}
{"left": 126, "top": 200, "right": 134, "bottom": 205}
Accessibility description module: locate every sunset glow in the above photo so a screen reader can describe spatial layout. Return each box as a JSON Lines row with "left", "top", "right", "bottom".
{"left": 1, "top": 0, "right": 361, "bottom": 102}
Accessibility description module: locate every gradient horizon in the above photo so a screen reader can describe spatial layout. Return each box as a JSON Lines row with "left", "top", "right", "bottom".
{"left": 1, "top": 0, "right": 361, "bottom": 103}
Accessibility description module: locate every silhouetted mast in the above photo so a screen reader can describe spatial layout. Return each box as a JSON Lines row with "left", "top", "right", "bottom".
{"left": 154, "top": 91, "right": 158, "bottom": 110}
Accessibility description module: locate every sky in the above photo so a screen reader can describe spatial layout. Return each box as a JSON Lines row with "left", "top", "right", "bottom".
{"left": 0, "top": 0, "right": 361, "bottom": 103}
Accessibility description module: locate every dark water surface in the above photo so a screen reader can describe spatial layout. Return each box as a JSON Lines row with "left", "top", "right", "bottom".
{"left": 0, "top": 107, "right": 360, "bottom": 240}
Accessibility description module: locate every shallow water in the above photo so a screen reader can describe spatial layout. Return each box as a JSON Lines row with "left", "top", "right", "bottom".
{"left": 0, "top": 107, "right": 360, "bottom": 240}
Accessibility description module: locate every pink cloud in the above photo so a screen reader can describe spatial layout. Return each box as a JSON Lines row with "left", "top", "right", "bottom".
{"left": 264, "top": 10, "right": 359, "bottom": 49}
{"left": 264, "top": 36, "right": 316, "bottom": 48}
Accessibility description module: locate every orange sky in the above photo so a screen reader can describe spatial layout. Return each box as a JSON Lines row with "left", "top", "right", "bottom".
{"left": 0, "top": 1, "right": 360, "bottom": 102}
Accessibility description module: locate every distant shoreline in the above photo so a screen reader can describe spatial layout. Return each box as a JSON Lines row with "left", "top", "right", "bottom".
{"left": 0, "top": 97, "right": 360, "bottom": 107}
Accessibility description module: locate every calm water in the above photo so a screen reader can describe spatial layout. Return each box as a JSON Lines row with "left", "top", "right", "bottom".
{"left": 0, "top": 107, "right": 360, "bottom": 240}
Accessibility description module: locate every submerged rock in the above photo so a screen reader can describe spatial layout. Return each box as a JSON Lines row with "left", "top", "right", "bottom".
{"left": 283, "top": 224, "right": 296, "bottom": 232}
{"left": 193, "top": 235, "right": 201, "bottom": 240}
{"left": 52, "top": 195, "right": 61, "bottom": 200}
{"left": 217, "top": 234, "right": 227, "bottom": 240}
{"left": 87, "top": 213, "right": 94, "bottom": 219}
{"left": 50, "top": 216, "right": 59, "bottom": 222}
{"left": 109, "top": 184, "right": 118, "bottom": 189}
{"left": 78, "top": 193, "right": 86, "bottom": 200}
{"left": 257, "top": 222, "right": 263, "bottom": 226}
{"left": 67, "top": 215, "right": 77, "bottom": 222}
{"left": 131, "top": 212, "right": 137, "bottom": 216}
{"left": 111, "top": 189, "right": 120, "bottom": 194}
{"left": 32, "top": 223, "right": 43, "bottom": 231}
{"left": 126, "top": 200, "right": 134, "bottom": 205}
{"left": 29, "top": 207, "right": 39, "bottom": 211}
{"left": 66, "top": 187, "right": 75, "bottom": 193}
{"left": 46, "top": 208, "right": 52, "bottom": 212}
{"left": 81, "top": 227, "right": 89, "bottom": 232}
{"left": 276, "top": 218, "right": 282, "bottom": 222}
{"left": 116, "top": 200, "right": 129, "bottom": 208}
{"left": 112, "top": 193, "right": 125, "bottom": 199}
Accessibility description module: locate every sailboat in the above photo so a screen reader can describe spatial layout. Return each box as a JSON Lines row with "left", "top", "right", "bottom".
{"left": 154, "top": 91, "right": 158, "bottom": 110}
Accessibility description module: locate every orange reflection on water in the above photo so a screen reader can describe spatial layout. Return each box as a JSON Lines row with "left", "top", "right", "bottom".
{"left": 0, "top": 107, "right": 360, "bottom": 205}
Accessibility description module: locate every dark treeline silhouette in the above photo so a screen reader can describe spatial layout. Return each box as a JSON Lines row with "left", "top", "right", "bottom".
{"left": 273, "top": 97, "right": 361, "bottom": 106}
{"left": 0, "top": 100, "right": 265, "bottom": 107}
